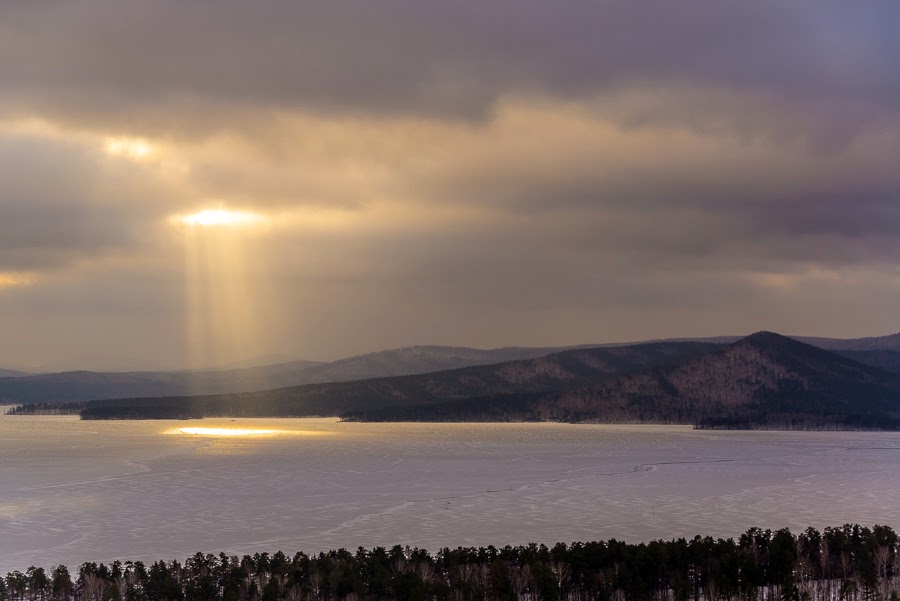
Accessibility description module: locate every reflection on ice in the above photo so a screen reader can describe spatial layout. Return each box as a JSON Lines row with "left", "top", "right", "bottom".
{"left": 168, "top": 427, "right": 282, "bottom": 437}
{"left": 165, "top": 426, "right": 332, "bottom": 437}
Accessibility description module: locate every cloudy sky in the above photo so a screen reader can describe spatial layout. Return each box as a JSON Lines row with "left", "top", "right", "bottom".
{"left": 1, "top": 1, "right": 899, "bottom": 370}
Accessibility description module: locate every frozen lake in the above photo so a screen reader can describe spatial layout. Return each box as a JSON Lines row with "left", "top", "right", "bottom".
{"left": 2, "top": 412, "right": 900, "bottom": 574}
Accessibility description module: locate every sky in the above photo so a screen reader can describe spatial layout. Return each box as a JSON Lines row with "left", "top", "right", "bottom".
{"left": 1, "top": 1, "right": 900, "bottom": 371}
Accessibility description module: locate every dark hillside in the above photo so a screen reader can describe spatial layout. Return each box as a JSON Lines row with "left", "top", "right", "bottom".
{"left": 353, "top": 333, "right": 900, "bottom": 429}
{"left": 838, "top": 350, "right": 900, "bottom": 374}
{"left": 544, "top": 332, "right": 900, "bottom": 427}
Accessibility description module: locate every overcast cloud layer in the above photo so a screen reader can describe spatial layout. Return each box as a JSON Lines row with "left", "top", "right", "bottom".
{"left": 1, "top": 1, "right": 899, "bottom": 370}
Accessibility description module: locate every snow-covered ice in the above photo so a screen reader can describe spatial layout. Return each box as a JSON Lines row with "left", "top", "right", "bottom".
{"left": 1, "top": 413, "right": 899, "bottom": 573}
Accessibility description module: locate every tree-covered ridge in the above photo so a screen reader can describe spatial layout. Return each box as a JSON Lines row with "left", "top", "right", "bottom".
{"left": 347, "top": 334, "right": 900, "bottom": 429}
{"left": 2, "top": 524, "right": 898, "bottom": 601}
{"left": 541, "top": 332, "right": 900, "bottom": 427}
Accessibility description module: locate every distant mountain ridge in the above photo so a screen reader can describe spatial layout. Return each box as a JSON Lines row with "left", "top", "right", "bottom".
{"left": 4, "top": 332, "right": 900, "bottom": 405}
{"left": 0, "top": 361, "right": 323, "bottom": 404}
{"left": 835, "top": 350, "right": 900, "bottom": 374}
{"left": 794, "top": 333, "right": 900, "bottom": 351}
{"left": 572, "top": 332, "right": 900, "bottom": 353}
{"left": 13, "top": 333, "right": 900, "bottom": 430}
{"left": 31, "top": 341, "right": 723, "bottom": 419}
{"left": 0, "top": 347, "right": 574, "bottom": 404}
{"left": 285, "top": 344, "right": 589, "bottom": 382}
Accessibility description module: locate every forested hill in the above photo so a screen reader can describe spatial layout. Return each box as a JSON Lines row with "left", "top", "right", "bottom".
{"left": 552, "top": 332, "right": 900, "bottom": 428}
{"left": 13, "top": 341, "right": 722, "bottom": 419}
{"left": 355, "top": 332, "right": 900, "bottom": 429}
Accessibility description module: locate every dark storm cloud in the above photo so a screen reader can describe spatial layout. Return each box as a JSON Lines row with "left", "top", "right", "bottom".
{"left": 0, "top": 1, "right": 898, "bottom": 139}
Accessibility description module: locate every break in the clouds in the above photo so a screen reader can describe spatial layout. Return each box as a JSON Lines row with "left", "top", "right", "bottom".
{"left": 0, "top": 1, "right": 899, "bottom": 370}
{"left": 0, "top": 129, "right": 183, "bottom": 271}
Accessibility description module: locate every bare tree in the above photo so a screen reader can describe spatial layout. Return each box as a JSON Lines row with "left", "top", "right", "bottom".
{"left": 414, "top": 562, "right": 435, "bottom": 585}
{"left": 509, "top": 564, "right": 533, "bottom": 601}
{"left": 552, "top": 562, "right": 570, "bottom": 600}
{"left": 308, "top": 572, "right": 323, "bottom": 601}
{"left": 283, "top": 584, "right": 303, "bottom": 601}
{"left": 80, "top": 573, "right": 106, "bottom": 601}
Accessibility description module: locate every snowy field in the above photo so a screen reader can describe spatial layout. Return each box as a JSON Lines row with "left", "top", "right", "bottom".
{"left": 1, "top": 412, "right": 899, "bottom": 573}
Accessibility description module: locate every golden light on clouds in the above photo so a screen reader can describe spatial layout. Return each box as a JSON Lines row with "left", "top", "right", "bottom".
{"left": 0, "top": 272, "right": 35, "bottom": 288}
{"left": 104, "top": 137, "right": 156, "bottom": 161}
{"left": 174, "top": 209, "right": 267, "bottom": 227}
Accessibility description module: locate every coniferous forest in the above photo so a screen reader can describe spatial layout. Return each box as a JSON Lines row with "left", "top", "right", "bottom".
{"left": 3, "top": 524, "right": 898, "bottom": 601}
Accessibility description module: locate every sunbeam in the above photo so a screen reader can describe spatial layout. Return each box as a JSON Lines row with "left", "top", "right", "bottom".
{"left": 174, "top": 208, "right": 271, "bottom": 379}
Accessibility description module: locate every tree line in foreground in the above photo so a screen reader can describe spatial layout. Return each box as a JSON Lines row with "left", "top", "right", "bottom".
{"left": 3, "top": 524, "right": 900, "bottom": 601}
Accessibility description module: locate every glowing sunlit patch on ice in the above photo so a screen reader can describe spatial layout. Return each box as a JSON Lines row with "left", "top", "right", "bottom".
{"left": 169, "top": 427, "right": 281, "bottom": 437}
{"left": 174, "top": 209, "right": 266, "bottom": 227}
{"left": 164, "top": 426, "right": 334, "bottom": 438}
